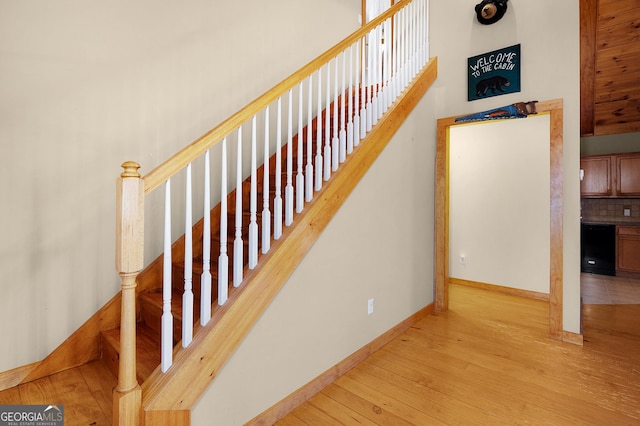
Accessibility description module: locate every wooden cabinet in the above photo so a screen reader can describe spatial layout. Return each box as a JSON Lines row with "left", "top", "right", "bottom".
{"left": 580, "top": 155, "right": 612, "bottom": 196}
{"left": 617, "top": 226, "right": 640, "bottom": 275}
{"left": 616, "top": 153, "right": 640, "bottom": 196}
{"left": 581, "top": 152, "right": 640, "bottom": 197}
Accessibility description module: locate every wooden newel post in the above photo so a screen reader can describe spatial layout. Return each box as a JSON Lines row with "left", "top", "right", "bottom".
{"left": 114, "top": 161, "right": 144, "bottom": 426}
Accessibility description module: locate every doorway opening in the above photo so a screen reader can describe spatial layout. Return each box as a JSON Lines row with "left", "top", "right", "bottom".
{"left": 434, "top": 99, "right": 565, "bottom": 340}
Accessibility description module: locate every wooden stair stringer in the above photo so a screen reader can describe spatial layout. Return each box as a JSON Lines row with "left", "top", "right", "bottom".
{"left": 140, "top": 57, "right": 437, "bottom": 417}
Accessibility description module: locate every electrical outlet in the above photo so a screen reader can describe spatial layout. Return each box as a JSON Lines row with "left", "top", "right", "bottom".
{"left": 368, "top": 298, "right": 374, "bottom": 315}
{"left": 624, "top": 206, "right": 631, "bottom": 217}
{"left": 460, "top": 254, "right": 466, "bottom": 265}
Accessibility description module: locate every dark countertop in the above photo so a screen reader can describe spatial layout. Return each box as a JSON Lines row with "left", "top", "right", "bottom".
{"left": 581, "top": 220, "right": 640, "bottom": 227}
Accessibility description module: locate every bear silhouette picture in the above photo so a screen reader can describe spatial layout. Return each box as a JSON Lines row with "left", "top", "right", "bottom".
{"left": 475, "top": 75, "right": 510, "bottom": 97}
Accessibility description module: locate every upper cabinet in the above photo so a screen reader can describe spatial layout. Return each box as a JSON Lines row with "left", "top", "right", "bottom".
{"left": 580, "top": 155, "right": 612, "bottom": 196}
{"left": 617, "top": 153, "right": 640, "bottom": 196}
{"left": 580, "top": 0, "right": 640, "bottom": 137}
{"left": 581, "top": 152, "right": 640, "bottom": 197}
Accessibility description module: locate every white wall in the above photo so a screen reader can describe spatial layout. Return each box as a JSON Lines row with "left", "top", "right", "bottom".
{"left": 449, "top": 116, "right": 551, "bottom": 294}
{"left": 0, "top": 0, "right": 361, "bottom": 373}
{"left": 192, "top": 89, "right": 437, "bottom": 426}
{"left": 429, "top": 0, "right": 581, "bottom": 333}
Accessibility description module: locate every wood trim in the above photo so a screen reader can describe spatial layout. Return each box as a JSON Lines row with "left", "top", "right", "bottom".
{"left": 246, "top": 303, "right": 435, "bottom": 426}
{"left": 548, "top": 102, "right": 564, "bottom": 341}
{"left": 0, "top": 362, "right": 39, "bottom": 392}
{"left": 141, "top": 58, "right": 438, "bottom": 414}
{"left": 449, "top": 278, "right": 550, "bottom": 302}
{"left": 142, "top": 410, "right": 190, "bottom": 426}
{"left": 580, "top": 0, "right": 597, "bottom": 136}
{"left": 142, "top": 0, "right": 413, "bottom": 193}
{"left": 562, "top": 330, "right": 584, "bottom": 346}
{"left": 435, "top": 99, "right": 565, "bottom": 341}
{"left": 21, "top": 293, "right": 122, "bottom": 384}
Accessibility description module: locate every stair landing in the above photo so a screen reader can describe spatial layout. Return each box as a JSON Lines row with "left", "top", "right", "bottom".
{"left": 0, "top": 360, "right": 117, "bottom": 425}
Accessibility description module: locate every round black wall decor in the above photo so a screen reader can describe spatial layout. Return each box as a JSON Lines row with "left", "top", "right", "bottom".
{"left": 475, "top": 0, "right": 508, "bottom": 25}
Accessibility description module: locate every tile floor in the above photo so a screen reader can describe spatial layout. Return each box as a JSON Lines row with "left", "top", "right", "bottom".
{"left": 581, "top": 272, "right": 640, "bottom": 304}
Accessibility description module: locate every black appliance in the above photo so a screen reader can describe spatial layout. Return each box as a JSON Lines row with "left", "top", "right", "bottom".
{"left": 581, "top": 223, "right": 616, "bottom": 276}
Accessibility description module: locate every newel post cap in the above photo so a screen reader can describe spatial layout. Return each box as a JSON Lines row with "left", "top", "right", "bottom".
{"left": 121, "top": 161, "right": 141, "bottom": 178}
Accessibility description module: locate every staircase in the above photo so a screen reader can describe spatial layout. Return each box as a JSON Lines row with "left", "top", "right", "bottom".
{"left": 3, "top": 2, "right": 436, "bottom": 424}
{"left": 102, "top": 115, "right": 327, "bottom": 386}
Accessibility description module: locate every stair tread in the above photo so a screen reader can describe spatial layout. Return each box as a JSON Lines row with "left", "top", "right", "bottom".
{"left": 139, "top": 288, "right": 200, "bottom": 321}
{"left": 102, "top": 324, "right": 160, "bottom": 382}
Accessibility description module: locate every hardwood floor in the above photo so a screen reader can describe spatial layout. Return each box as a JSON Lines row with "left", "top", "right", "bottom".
{"left": 278, "top": 284, "right": 640, "bottom": 425}
{"left": 2, "top": 283, "right": 639, "bottom": 425}
{"left": 0, "top": 360, "right": 116, "bottom": 425}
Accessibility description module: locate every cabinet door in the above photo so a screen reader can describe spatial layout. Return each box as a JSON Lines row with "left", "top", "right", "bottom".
{"left": 617, "top": 227, "right": 640, "bottom": 273}
{"left": 617, "top": 153, "right": 640, "bottom": 196}
{"left": 580, "top": 156, "right": 612, "bottom": 196}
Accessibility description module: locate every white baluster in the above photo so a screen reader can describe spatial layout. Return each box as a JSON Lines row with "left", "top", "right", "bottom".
{"left": 274, "top": 97, "right": 283, "bottom": 239}
{"left": 306, "top": 75, "right": 314, "bottom": 202}
{"left": 324, "top": 60, "right": 332, "bottom": 181}
{"left": 285, "top": 89, "right": 294, "bottom": 226}
{"left": 315, "top": 67, "right": 323, "bottom": 191}
{"left": 182, "top": 163, "right": 193, "bottom": 348}
{"left": 402, "top": 6, "right": 409, "bottom": 90}
{"left": 398, "top": 7, "right": 404, "bottom": 91}
{"left": 161, "top": 180, "right": 173, "bottom": 372}
{"left": 233, "top": 127, "right": 244, "bottom": 287}
{"left": 411, "top": 1, "right": 417, "bottom": 79}
{"left": 383, "top": 18, "right": 391, "bottom": 112}
{"left": 360, "top": 37, "right": 367, "bottom": 140}
{"left": 415, "top": 1, "right": 420, "bottom": 77}
{"left": 296, "top": 82, "right": 304, "bottom": 213}
{"left": 347, "top": 43, "right": 354, "bottom": 155}
{"left": 218, "top": 138, "right": 229, "bottom": 305}
{"left": 407, "top": 3, "right": 413, "bottom": 80}
{"left": 332, "top": 58, "right": 339, "bottom": 172}
{"left": 371, "top": 25, "right": 379, "bottom": 126}
{"left": 424, "top": 0, "right": 430, "bottom": 64}
{"left": 366, "top": 33, "right": 373, "bottom": 133}
{"left": 377, "top": 24, "right": 383, "bottom": 118}
{"left": 201, "top": 151, "right": 211, "bottom": 326}
{"left": 262, "top": 107, "right": 271, "bottom": 254}
{"left": 339, "top": 49, "right": 347, "bottom": 163}
{"left": 249, "top": 116, "right": 258, "bottom": 269}
{"left": 392, "top": 10, "right": 399, "bottom": 101}
{"left": 354, "top": 39, "right": 361, "bottom": 147}
{"left": 378, "top": 22, "right": 384, "bottom": 119}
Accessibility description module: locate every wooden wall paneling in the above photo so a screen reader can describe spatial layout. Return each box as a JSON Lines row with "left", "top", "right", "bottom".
{"left": 593, "top": 0, "right": 640, "bottom": 136}
{"left": 597, "top": 1, "right": 640, "bottom": 28}
{"left": 582, "top": 0, "right": 640, "bottom": 137}
{"left": 580, "top": 0, "right": 597, "bottom": 136}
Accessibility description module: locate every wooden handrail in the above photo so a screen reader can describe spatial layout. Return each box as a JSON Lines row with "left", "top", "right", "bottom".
{"left": 142, "top": 0, "right": 414, "bottom": 193}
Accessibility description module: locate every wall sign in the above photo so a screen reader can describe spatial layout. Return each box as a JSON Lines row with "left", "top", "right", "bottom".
{"left": 468, "top": 44, "right": 520, "bottom": 101}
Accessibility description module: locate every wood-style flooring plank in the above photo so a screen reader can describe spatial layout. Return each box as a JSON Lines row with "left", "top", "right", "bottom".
{"left": 288, "top": 400, "right": 342, "bottom": 425}
{"left": 331, "top": 375, "right": 446, "bottom": 425}
{"left": 47, "top": 367, "right": 110, "bottom": 426}
{"left": 0, "top": 385, "right": 21, "bottom": 404}
{"left": 347, "top": 361, "right": 491, "bottom": 425}
{"left": 320, "top": 383, "right": 420, "bottom": 426}
{"left": 78, "top": 360, "right": 117, "bottom": 425}
{"left": 306, "top": 392, "right": 378, "bottom": 426}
